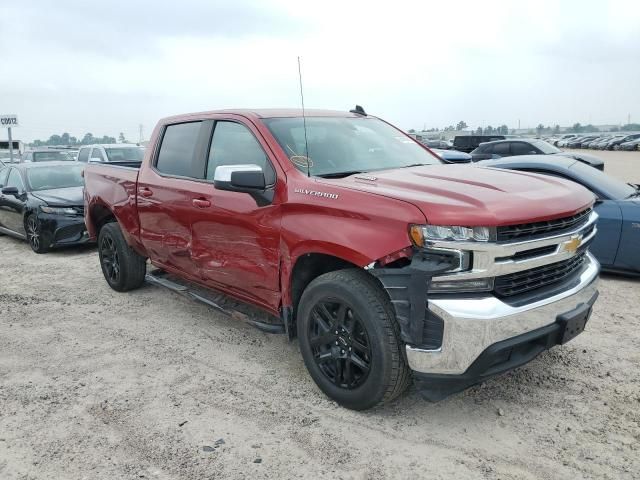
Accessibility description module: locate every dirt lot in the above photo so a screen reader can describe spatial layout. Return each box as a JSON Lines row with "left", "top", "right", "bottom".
{"left": 564, "top": 148, "right": 640, "bottom": 184}
{"left": 1, "top": 151, "right": 639, "bottom": 479}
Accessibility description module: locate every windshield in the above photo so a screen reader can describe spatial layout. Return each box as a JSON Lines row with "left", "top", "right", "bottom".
{"left": 569, "top": 161, "right": 636, "bottom": 200}
{"left": 27, "top": 164, "right": 85, "bottom": 191}
{"left": 533, "top": 140, "right": 561, "bottom": 154}
{"left": 33, "top": 151, "right": 74, "bottom": 162}
{"left": 264, "top": 117, "right": 442, "bottom": 177}
{"left": 104, "top": 147, "right": 144, "bottom": 162}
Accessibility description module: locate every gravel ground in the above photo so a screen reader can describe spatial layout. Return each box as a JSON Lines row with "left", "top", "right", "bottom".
{"left": 1, "top": 151, "right": 639, "bottom": 479}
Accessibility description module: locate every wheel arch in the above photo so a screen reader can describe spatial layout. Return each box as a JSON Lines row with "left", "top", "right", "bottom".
{"left": 283, "top": 248, "right": 374, "bottom": 339}
{"left": 88, "top": 202, "right": 117, "bottom": 238}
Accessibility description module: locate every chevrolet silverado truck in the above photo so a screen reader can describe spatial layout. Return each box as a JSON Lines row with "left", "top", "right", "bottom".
{"left": 83, "top": 108, "right": 600, "bottom": 410}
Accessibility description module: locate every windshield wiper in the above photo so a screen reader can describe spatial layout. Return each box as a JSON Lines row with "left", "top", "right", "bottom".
{"left": 317, "top": 170, "right": 364, "bottom": 179}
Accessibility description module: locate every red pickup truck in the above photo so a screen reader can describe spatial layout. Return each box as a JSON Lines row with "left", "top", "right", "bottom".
{"left": 84, "top": 108, "right": 600, "bottom": 410}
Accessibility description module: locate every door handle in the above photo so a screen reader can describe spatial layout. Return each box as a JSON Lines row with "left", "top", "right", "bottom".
{"left": 139, "top": 187, "right": 153, "bottom": 198}
{"left": 192, "top": 198, "right": 211, "bottom": 208}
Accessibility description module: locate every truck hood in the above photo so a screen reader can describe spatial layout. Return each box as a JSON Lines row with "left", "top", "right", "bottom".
{"left": 319, "top": 165, "right": 594, "bottom": 226}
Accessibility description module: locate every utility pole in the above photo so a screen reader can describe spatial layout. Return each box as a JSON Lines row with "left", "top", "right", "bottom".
{"left": 1, "top": 114, "right": 19, "bottom": 161}
{"left": 8, "top": 126, "right": 13, "bottom": 162}
{"left": 628, "top": 113, "right": 631, "bottom": 126}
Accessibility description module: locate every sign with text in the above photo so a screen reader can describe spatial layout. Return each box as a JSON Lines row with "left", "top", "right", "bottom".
{"left": 1, "top": 115, "right": 19, "bottom": 127}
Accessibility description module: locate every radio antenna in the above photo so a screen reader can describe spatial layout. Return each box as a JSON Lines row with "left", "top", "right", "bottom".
{"left": 297, "top": 56, "right": 311, "bottom": 177}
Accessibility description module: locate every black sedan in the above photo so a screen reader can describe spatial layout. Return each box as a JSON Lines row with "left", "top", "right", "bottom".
{"left": 478, "top": 155, "right": 640, "bottom": 275}
{"left": 470, "top": 139, "right": 605, "bottom": 170}
{"left": 0, "top": 162, "right": 90, "bottom": 253}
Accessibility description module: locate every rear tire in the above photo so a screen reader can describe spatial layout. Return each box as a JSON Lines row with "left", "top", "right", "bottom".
{"left": 98, "top": 222, "right": 147, "bottom": 292}
{"left": 297, "top": 269, "right": 411, "bottom": 410}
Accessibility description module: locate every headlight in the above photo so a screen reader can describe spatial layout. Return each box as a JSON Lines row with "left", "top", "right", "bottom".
{"left": 40, "top": 206, "right": 78, "bottom": 215}
{"left": 409, "top": 225, "right": 494, "bottom": 293}
{"left": 409, "top": 224, "right": 490, "bottom": 246}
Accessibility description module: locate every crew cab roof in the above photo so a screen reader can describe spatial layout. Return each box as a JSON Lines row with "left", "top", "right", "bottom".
{"left": 81, "top": 143, "right": 142, "bottom": 148}
{"left": 161, "top": 108, "right": 362, "bottom": 124}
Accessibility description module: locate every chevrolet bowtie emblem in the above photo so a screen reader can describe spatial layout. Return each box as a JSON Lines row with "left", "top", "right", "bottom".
{"left": 563, "top": 235, "right": 582, "bottom": 254}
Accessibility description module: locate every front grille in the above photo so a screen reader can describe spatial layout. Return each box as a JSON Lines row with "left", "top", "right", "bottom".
{"left": 497, "top": 208, "right": 591, "bottom": 242}
{"left": 494, "top": 251, "right": 587, "bottom": 297}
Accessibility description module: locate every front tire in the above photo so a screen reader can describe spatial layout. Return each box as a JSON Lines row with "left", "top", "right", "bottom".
{"left": 26, "top": 214, "right": 50, "bottom": 254}
{"left": 297, "top": 269, "right": 410, "bottom": 410}
{"left": 98, "top": 222, "right": 147, "bottom": 292}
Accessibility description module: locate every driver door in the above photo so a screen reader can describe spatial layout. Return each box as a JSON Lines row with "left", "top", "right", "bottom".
{"left": 188, "top": 119, "right": 282, "bottom": 311}
{"left": 0, "top": 168, "right": 28, "bottom": 235}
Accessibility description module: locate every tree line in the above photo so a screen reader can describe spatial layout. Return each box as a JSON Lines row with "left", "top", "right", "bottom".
{"left": 30, "top": 132, "right": 131, "bottom": 147}
{"left": 409, "top": 122, "right": 640, "bottom": 136}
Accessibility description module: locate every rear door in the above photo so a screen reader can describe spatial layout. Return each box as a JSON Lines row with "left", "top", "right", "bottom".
{"left": 0, "top": 168, "right": 27, "bottom": 235}
{"left": 188, "top": 118, "right": 282, "bottom": 311}
{"left": 136, "top": 120, "right": 210, "bottom": 275}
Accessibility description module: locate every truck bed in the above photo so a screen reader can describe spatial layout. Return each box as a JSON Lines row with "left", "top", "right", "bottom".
{"left": 83, "top": 162, "right": 141, "bottom": 245}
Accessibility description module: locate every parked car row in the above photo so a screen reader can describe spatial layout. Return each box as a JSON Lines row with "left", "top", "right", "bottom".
{"left": 553, "top": 133, "right": 640, "bottom": 150}
{"left": 2, "top": 107, "right": 637, "bottom": 411}
{"left": 8, "top": 144, "right": 145, "bottom": 164}
{"left": 469, "top": 139, "right": 605, "bottom": 170}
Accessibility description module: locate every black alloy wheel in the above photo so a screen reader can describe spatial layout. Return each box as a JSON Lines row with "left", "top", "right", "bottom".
{"left": 308, "top": 299, "right": 372, "bottom": 389}
{"left": 26, "top": 214, "right": 49, "bottom": 254}
{"left": 97, "top": 222, "right": 147, "bottom": 292}
{"left": 297, "top": 269, "right": 410, "bottom": 410}
{"left": 100, "top": 233, "right": 120, "bottom": 284}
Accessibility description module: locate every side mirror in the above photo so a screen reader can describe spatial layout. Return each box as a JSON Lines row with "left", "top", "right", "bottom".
{"left": 213, "top": 164, "right": 273, "bottom": 206}
{"left": 1, "top": 186, "right": 19, "bottom": 196}
{"left": 214, "top": 164, "right": 266, "bottom": 192}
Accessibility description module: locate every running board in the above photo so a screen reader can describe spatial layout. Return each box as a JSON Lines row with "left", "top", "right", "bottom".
{"left": 145, "top": 269, "right": 286, "bottom": 334}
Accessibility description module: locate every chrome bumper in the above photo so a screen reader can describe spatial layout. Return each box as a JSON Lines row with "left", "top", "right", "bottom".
{"left": 406, "top": 252, "right": 600, "bottom": 375}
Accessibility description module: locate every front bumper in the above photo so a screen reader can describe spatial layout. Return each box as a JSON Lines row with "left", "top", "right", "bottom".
{"left": 406, "top": 252, "right": 599, "bottom": 401}
{"left": 407, "top": 252, "right": 599, "bottom": 376}
{"left": 38, "top": 213, "right": 92, "bottom": 247}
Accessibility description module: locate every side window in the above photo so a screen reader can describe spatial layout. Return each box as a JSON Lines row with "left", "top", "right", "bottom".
{"left": 492, "top": 143, "right": 511, "bottom": 155}
{"left": 6, "top": 169, "right": 25, "bottom": 192}
{"left": 155, "top": 122, "right": 203, "bottom": 178}
{"left": 78, "top": 148, "right": 90, "bottom": 163}
{"left": 511, "top": 142, "right": 538, "bottom": 155}
{"left": 206, "top": 121, "right": 275, "bottom": 185}
{"left": 90, "top": 148, "right": 105, "bottom": 161}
